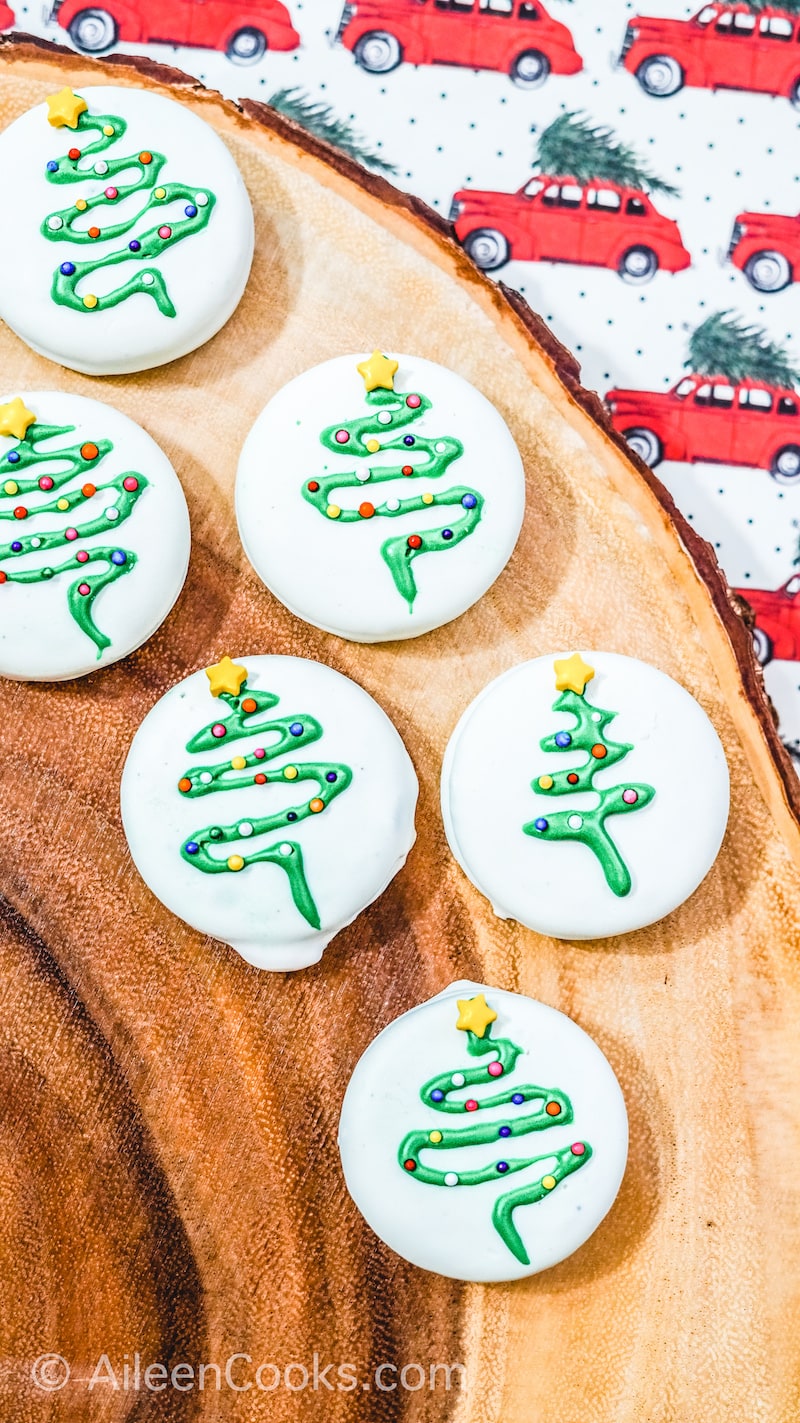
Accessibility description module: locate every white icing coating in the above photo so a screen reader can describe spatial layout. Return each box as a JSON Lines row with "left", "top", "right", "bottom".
{"left": 441, "top": 651, "right": 730, "bottom": 939}
{"left": 0, "top": 86, "right": 254, "bottom": 375}
{"left": 120, "top": 655, "right": 419, "bottom": 971}
{"left": 0, "top": 390, "right": 190, "bottom": 681}
{"left": 338, "top": 981, "right": 628, "bottom": 1281}
{"left": 235, "top": 354, "right": 525, "bottom": 642}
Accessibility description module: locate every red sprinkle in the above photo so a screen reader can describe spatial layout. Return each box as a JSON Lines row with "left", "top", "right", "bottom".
{"left": 307, "top": 480, "right": 320, "bottom": 492}
{"left": 567, "top": 773, "right": 579, "bottom": 785}
{"left": 465, "top": 1099, "right": 479, "bottom": 1112}
{"left": 407, "top": 534, "right": 422, "bottom": 549}
{"left": 13, "top": 506, "right": 27, "bottom": 520}
{"left": 104, "top": 186, "right": 118, "bottom": 200}
{"left": 403, "top": 1159, "right": 416, "bottom": 1172}
{"left": 38, "top": 476, "right": 54, "bottom": 491}
{"left": 402, "top": 465, "right": 413, "bottom": 476}
{"left": 77, "top": 583, "right": 90, "bottom": 596}
{"left": 122, "top": 477, "right": 139, "bottom": 492}
{"left": 254, "top": 772, "right": 267, "bottom": 785}
{"left": 68, "top": 147, "right": 81, "bottom": 160}
{"left": 0, "top": 571, "right": 6, "bottom": 584}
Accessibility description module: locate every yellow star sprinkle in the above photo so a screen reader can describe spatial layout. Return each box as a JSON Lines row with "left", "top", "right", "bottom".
{"left": 554, "top": 653, "right": 595, "bottom": 696}
{"left": 456, "top": 994, "right": 497, "bottom": 1039}
{"left": 45, "top": 87, "right": 88, "bottom": 130}
{"left": 357, "top": 349, "right": 399, "bottom": 393}
{"left": 205, "top": 656, "right": 248, "bottom": 698}
{"left": 0, "top": 398, "right": 36, "bottom": 441}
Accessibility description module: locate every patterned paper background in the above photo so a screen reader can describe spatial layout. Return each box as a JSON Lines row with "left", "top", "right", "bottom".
{"left": 6, "top": 0, "right": 800, "bottom": 757}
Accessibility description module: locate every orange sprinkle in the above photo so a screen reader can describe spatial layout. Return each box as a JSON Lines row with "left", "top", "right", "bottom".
{"left": 81, "top": 482, "right": 96, "bottom": 497}
{"left": 309, "top": 798, "right": 324, "bottom": 813}
{"left": 359, "top": 502, "right": 375, "bottom": 519}
{"left": 241, "top": 697, "right": 257, "bottom": 713}
{"left": 81, "top": 443, "right": 99, "bottom": 461}
{"left": 178, "top": 777, "right": 192, "bottom": 793}
{"left": 139, "top": 151, "right": 152, "bottom": 164}
{"left": 545, "top": 1101, "right": 562, "bottom": 1116}
{"left": 591, "top": 744, "right": 607, "bottom": 759}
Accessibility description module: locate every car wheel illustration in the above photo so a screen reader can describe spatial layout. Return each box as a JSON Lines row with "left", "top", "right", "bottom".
{"left": 635, "top": 54, "right": 684, "bottom": 98}
{"left": 744, "top": 250, "right": 792, "bottom": 294}
{"left": 462, "top": 229, "right": 510, "bottom": 272}
{"left": 510, "top": 50, "right": 550, "bottom": 89}
{"left": 68, "top": 7, "right": 117, "bottom": 52}
{"left": 353, "top": 31, "right": 402, "bottom": 73}
{"left": 227, "top": 27, "right": 268, "bottom": 64}
{"left": 771, "top": 445, "right": 800, "bottom": 484}
{"left": 752, "top": 626, "right": 773, "bottom": 667}
{"left": 622, "top": 426, "right": 662, "bottom": 467}
{"left": 790, "top": 76, "right": 800, "bottom": 110}
{"left": 619, "top": 246, "right": 659, "bottom": 285}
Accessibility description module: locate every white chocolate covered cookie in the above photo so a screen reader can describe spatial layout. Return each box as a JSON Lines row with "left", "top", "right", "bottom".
{"left": 235, "top": 351, "right": 525, "bottom": 642}
{"left": 339, "top": 981, "right": 628, "bottom": 1281}
{"left": 0, "top": 85, "right": 254, "bottom": 374}
{"left": 0, "top": 391, "right": 190, "bottom": 680}
{"left": 441, "top": 651, "right": 730, "bottom": 939}
{"left": 121, "top": 655, "right": 419, "bottom": 971}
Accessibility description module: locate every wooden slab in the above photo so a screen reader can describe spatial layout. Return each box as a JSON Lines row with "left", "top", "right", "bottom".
{"left": 1, "top": 35, "right": 800, "bottom": 1423}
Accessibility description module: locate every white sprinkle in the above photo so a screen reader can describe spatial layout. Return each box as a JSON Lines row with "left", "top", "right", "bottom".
{"left": 444, "top": 1172, "right": 459, "bottom": 1187}
{"left": 435, "top": 440, "right": 448, "bottom": 453}
{"left": 568, "top": 814, "right": 583, "bottom": 830}
{"left": 199, "top": 771, "right": 213, "bottom": 785}
{"left": 386, "top": 498, "right": 400, "bottom": 512}
{"left": 94, "top": 160, "right": 108, "bottom": 175}
{"left": 279, "top": 843, "right": 293, "bottom": 857}
{"left": 141, "top": 273, "right": 155, "bottom": 287}
{"left": 104, "top": 506, "right": 119, "bottom": 521}
{"left": 195, "top": 192, "right": 209, "bottom": 207}
{"left": 238, "top": 821, "right": 254, "bottom": 837}
{"left": 30, "top": 537, "right": 42, "bottom": 549}
{"left": 377, "top": 410, "right": 392, "bottom": 425}
{"left": 592, "top": 712, "right": 602, "bottom": 722}
{"left": 47, "top": 215, "right": 63, "bottom": 230}
{"left": 356, "top": 468, "right": 371, "bottom": 483}
{"left": 451, "top": 1072, "right": 465, "bottom": 1088}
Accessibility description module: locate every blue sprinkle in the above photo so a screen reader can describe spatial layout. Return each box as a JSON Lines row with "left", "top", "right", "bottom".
{"left": 184, "top": 204, "right": 197, "bottom": 218}
{"left": 185, "top": 841, "right": 200, "bottom": 855}
{"left": 46, "top": 160, "right": 59, "bottom": 172}
{"left": 403, "top": 435, "right": 415, "bottom": 446}
{"left": 60, "top": 262, "right": 76, "bottom": 276}
{"left": 461, "top": 494, "right": 477, "bottom": 509}
{"left": 287, "top": 811, "right": 298, "bottom": 822}
{"left": 534, "top": 818, "right": 548, "bottom": 832}
{"left": 496, "top": 1161, "right": 510, "bottom": 1173}
{"left": 110, "top": 550, "right": 127, "bottom": 566}
{"left": 10, "top": 541, "right": 22, "bottom": 553}
{"left": 512, "top": 1093, "right": 524, "bottom": 1105}
{"left": 129, "top": 240, "right": 141, "bottom": 252}
{"left": 431, "top": 1089, "right": 444, "bottom": 1102}
{"left": 499, "top": 1125, "right": 511, "bottom": 1138}
{"left": 555, "top": 731, "right": 572, "bottom": 748}
{"left": 289, "top": 721, "right": 304, "bottom": 736}
{"left": 442, "top": 528, "right": 453, "bottom": 541}
{"left": 7, "top": 451, "right": 20, "bottom": 464}
{"left": 326, "top": 772, "right": 337, "bottom": 782}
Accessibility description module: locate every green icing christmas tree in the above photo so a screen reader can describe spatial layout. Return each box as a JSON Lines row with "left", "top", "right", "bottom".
{"left": 534, "top": 111, "right": 679, "bottom": 195}
{"left": 301, "top": 350, "right": 483, "bottom": 612}
{"left": 178, "top": 657, "right": 353, "bottom": 930}
{"left": 42, "top": 87, "right": 215, "bottom": 316}
{"left": 524, "top": 654, "right": 655, "bottom": 897}
{"left": 685, "top": 310, "right": 800, "bottom": 387}
{"left": 0, "top": 397, "right": 146, "bottom": 656}
{"left": 399, "top": 993, "right": 592, "bottom": 1266}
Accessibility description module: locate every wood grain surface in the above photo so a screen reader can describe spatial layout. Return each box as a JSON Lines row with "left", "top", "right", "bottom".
{"left": 2, "top": 36, "right": 800, "bottom": 1423}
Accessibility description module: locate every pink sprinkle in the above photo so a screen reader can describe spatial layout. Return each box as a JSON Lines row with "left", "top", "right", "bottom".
{"left": 334, "top": 430, "right": 349, "bottom": 444}
{"left": 406, "top": 394, "right": 421, "bottom": 408}
{"left": 65, "top": 527, "right": 78, "bottom": 541}
{"left": 465, "top": 1099, "right": 479, "bottom": 1112}
{"left": 76, "top": 550, "right": 89, "bottom": 563}
{"left": 104, "top": 186, "right": 118, "bottom": 199}
{"left": 254, "top": 747, "right": 266, "bottom": 759}
{"left": 211, "top": 723, "right": 226, "bottom": 739}
{"left": 158, "top": 225, "right": 172, "bottom": 240}
{"left": 571, "top": 1142, "right": 586, "bottom": 1156}
{"left": 39, "top": 476, "right": 54, "bottom": 491}
{"left": 77, "top": 583, "right": 90, "bottom": 596}
{"left": 488, "top": 1062, "right": 503, "bottom": 1077}
{"left": 122, "top": 476, "right": 139, "bottom": 492}
{"left": 622, "top": 789, "right": 638, "bottom": 805}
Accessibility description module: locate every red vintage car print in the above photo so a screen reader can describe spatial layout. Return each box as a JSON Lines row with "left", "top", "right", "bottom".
{"left": 728, "top": 209, "right": 800, "bottom": 293}
{"left": 619, "top": 3, "right": 800, "bottom": 107}
{"left": 336, "top": 0, "right": 582, "bottom": 89}
{"left": 736, "top": 575, "right": 800, "bottom": 664}
{"left": 50, "top": 0, "right": 300, "bottom": 61}
{"left": 450, "top": 177, "right": 690, "bottom": 281}
{"left": 606, "top": 375, "right": 800, "bottom": 482}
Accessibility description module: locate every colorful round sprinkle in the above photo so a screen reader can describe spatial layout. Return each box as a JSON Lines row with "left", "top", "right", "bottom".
{"left": 546, "top": 1101, "right": 562, "bottom": 1116}
{"left": 407, "top": 534, "right": 422, "bottom": 549}
{"left": 77, "top": 583, "right": 90, "bottom": 597}
{"left": 622, "top": 789, "right": 639, "bottom": 805}
{"left": 444, "top": 1173, "right": 459, "bottom": 1187}
{"left": 461, "top": 494, "right": 477, "bottom": 509}
{"left": 452, "top": 1072, "right": 465, "bottom": 1087}
{"left": 431, "top": 1089, "right": 444, "bottom": 1103}
{"left": 406, "top": 394, "right": 421, "bottom": 408}
{"left": 538, "top": 775, "right": 553, "bottom": 790}
{"left": 129, "top": 240, "right": 141, "bottom": 252}
{"left": 65, "top": 527, "right": 78, "bottom": 541}
{"left": 499, "top": 1125, "right": 511, "bottom": 1138}
{"left": 533, "top": 818, "right": 548, "bottom": 832}
{"left": 465, "top": 1099, "right": 479, "bottom": 1113}
{"left": 10, "top": 541, "right": 21, "bottom": 553}
{"left": 542, "top": 1176, "right": 557, "bottom": 1191}
{"left": 76, "top": 550, "right": 89, "bottom": 563}
{"left": 242, "top": 698, "right": 257, "bottom": 714}
{"left": 326, "top": 772, "right": 337, "bottom": 783}
{"left": 13, "top": 506, "right": 27, "bottom": 520}
{"left": 488, "top": 1062, "right": 504, "bottom": 1077}
{"left": 591, "top": 744, "right": 607, "bottom": 759}
{"left": 442, "top": 529, "right": 453, "bottom": 540}
{"left": 289, "top": 722, "right": 304, "bottom": 737}
{"left": 567, "top": 773, "right": 579, "bottom": 785}
{"left": 185, "top": 841, "right": 199, "bottom": 855}
{"left": 60, "top": 262, "right": 75, "bottom": 276}
{"left": 104, "top": 186, "right": 118, "bottom": 200}
{"left": 254, "top": 772, "right": 267, "bottom": 785}
{"left": 571, "top": 1142, "right": 586, "bottom": 1156}
{"left": 359, "top": 502, "right": 375, "bottom": 519}
{"left": 496, "top": 1161, "right": 510, "bottom": 1174}
{"left": 185, "top": 204, "right": 197, "bottom": 218}
{"left": 158, "top": 226, "right": 172, "bottom": 240}
{"left": 307, "top": 480, "right": 320, "bottom": 492}
{"left": 211, "top": 723, "right": 227, "bottom": 739}
{"left": 122, "top": 477, "right": 139, "bottom": 492}
{"left": 178, "top": 777, "right": 192, "bottom": 793}
{"left": 227, "top": 855, "right": 245, "bottom": 872}
{"left": 429, "top": 1130, "right": 442, "bottom": 1144}
{"left": 403, "top": 436, "right": 415, "bottom": 447}
{"left": 334, "top": 430, "right": 349, "bottom": 444}
{"left": 512, "top": 1093, "right": 524, "bottom": 1105}
{"left": 403, "top": 1159, "right": 416, "bottom": 1172}
{"left": 555, "top": 732, "right": 572, "bottom": 748}
{"left": 284, "top": 766, "right": 298, "bottom": 781}
{"left": 309, "top": 798, "right": 324, "bottom": 813}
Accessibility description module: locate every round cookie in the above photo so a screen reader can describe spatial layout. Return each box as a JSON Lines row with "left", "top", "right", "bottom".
{"left": 235, "top": 350, "right": 525, "bottom": 642}
{"left": 441, "top": 651, "right": 730, "bottom": 939}
{"left": 0, "top": 391, "right": 190, "bottom": 680}
{"left": 0, "top": 85, "right": 254, "bottom": 375}
{"left": 120, "top": 655, "right": 419, "bottom": 971}
{"left": 338, "top": 981, "right": 627, "bottom": 1281}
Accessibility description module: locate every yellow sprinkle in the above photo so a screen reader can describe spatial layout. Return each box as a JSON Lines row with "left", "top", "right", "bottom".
{"left": 227, "top": 855, "right": 245, "bottom": 872}
{"left": 75, "top": 198, "right": 87, "bottom": 211}
{"left": 538, "top": 775, "right": 554, "bottom": 790}
{"left": 83, "top": 294, "right": 98, "bottom": 309}
{"left": 3, "top": 480, "right": 18, "bottom": 495}
{"left": 366, "top": 438, "right": 380, "bottom": 453}
{"left": 231, "top": 756, "right": 246, "bottom": 770}
{"left": 103, "top": 124, "right": 114, "bottom": 136}
{"left": 283, "top": 766, "right": 298, "bottom": 781}
{"left": 429, "top": 1130, "right": 442, "bottom": 1143}
{"left": 422, "top": 492, "right": 434, "bottom": 505}
{"left": 154, "top": 187, "right": 166, "bottom": 199}
{"left": 542, "top": 1175, "right": 556, "bottom": 1191}
{"left": 56, "top": 498, "right": 70, "bottom": 511}
{"left": 326, "top": 504, "right": 341, "bottom": 519}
